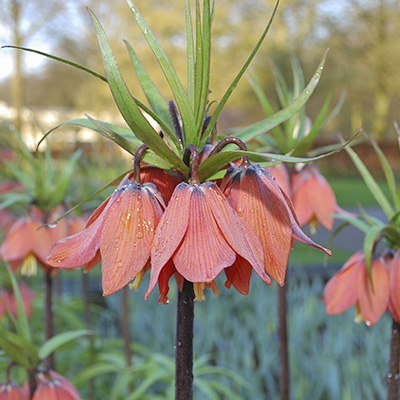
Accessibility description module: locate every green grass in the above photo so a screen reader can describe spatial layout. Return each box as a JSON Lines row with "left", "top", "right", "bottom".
{"left": 328, "top": 176, "right": 392, "bottom": 208}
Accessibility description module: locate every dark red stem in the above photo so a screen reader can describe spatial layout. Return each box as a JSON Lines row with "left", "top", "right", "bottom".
{"left": 387, "top": 318, "right": 400, "bottom": 400}
{"left": 175, "top": 279, "right": 195, "bottom": 400}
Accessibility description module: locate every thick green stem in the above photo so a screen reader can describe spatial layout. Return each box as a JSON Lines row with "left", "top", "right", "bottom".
{"left": 278, "top": 284, "right": 289, "bottom": 400}
{"left": 387, "top": 318, "right": 400, "bottom": 400}
{"left": 175, "top": 279, "right": 195, "bottom": 400}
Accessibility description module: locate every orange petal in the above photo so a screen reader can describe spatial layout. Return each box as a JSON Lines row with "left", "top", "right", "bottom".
{"left": 280, "top": 188, "right": 332, "bottom": 256}
{"left": 203, "top": 181, "right": 271, "bottom": 286}
{"left": 266, "top": 163, "right": 291, "bottom": 198}
{"left": 84, "top": 250, "right": 101, "bottom": 273}
{"left": 147, "top": 183, "right": 191, "bottom": 297}
{"left": 310, "top": 173, "right": 336, "bottom": 230}
{"left": 224, "top": 256, "right": 253, "bottom": 295}
{"left": 323, "top": 253, "right": 364, "bottom": 315}
{"left": 389, "top": 251, "right": 400, "bottom": 322}
{"left": 0, "top": 218, "right": 35, "bottom": 262}
{"left": 172, "top": 185, "right": 236, "bottom": 282}
{"left": 46, "top": 211, "right": 105, "bottom": 269}
{"left": 141, "top": 166, "right": 180, "bottom": 204}
{"left": 291, "top": 172, "right": 314, "bottom": 227}
{"left": 358, "top": 257, "right": 390, "bottom": 326}
{"left": 101, "top": 184, "right": 161, "bottom": 296}
{"left": 157, "top": 259, "right": 176, "bottom": 304}
{"left": 237, "top": 166, "right": 293, "bottom": 285}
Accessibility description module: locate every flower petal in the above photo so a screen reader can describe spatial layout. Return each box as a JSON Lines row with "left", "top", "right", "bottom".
{"left": 389, "top": 251, "right": 400, "bottom": 323}
{"left": 323, "top": 254, "right": 363, "bottom": 315}
{"left": 101, "top": 184, "right": 160, "bottom": 296}
{"left": 147, "top": 183, "right": 191, "bottom": 297}
{"left": 172, "top": 185, "right": 236, "bottom": 282}
{"left": 46, "top": 211, "right": 105, "bottom": 269}
{"left": 237, "top": 166, "right": 293, "bottom": 285}
{"left": 224, "top": 256, "right": 253, "bottom": 295}
{"left": 280, "top": 188, "right": 332, "bottom": 256}
{"left": 0, "top": 218, "right": 35, "bottom": 262}
{"left": 203, "top": 181, "right": 271, "bottom": 285}
{"left": 358, "top": 257, "right": 390, "bottom": 326}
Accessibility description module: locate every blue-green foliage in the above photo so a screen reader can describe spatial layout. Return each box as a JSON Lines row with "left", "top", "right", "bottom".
{"left": 103, "top": 271, "right": 388, "bottom": 400}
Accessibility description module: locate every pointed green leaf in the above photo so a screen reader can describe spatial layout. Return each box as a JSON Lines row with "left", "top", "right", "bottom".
{"left": 331, "top": 214, "right": 370, "bottom": 234}
{"left": 201, "top": 0, "right": 280, "bottom": 146}
{"left": 88, "top": 9, "right": 187, "bottom": 172}
{"left": 126, "top": 0, "right": 197, "bottom": 145}
{"left": 344, "top": 142, "right": 394, "bottom": 218}
{"left": 50, "top": 150, "right": 82, "bottom": 208}
{"left": 246, "top": 69, "right": 286, "bottom": 151}
{"left": 85, "top": 115, "right": 139, "bottom": 155}
{"left": 363, "top": 225, "right": 384, "bottom": 285}
{"left": 292, "top": 93, "right": 332, "bottom": 156}
{"left": 0, "top": 326, "right": 38, "bottom": 368}
{"left": 124, "top": 40, "right": 176, "bottom": 138}
{"left": 185, "top": 0, "right": 195, "bottom": 105}
{"left": 236, "top": 50, "right": 328, "bottom": 143}
{"left": 366, "top": 135, "right": 400, "bottom": 211}
{"left": 196, "top": 0, "right": 211, "bottom": 134}
{"left": 2, "top": 45, "right": 107, "bottom": 82}
{"left": 39, "top": 330, "right": 92, "bottom": 360}
{"left": 5, "top": 264, "right": 31, "bottom": 341}
{"left": 198, "top": 131, "right": 356, "bottom": 182}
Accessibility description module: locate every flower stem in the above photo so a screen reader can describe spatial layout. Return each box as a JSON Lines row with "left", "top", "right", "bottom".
{"left": 82, "top": 272, "right": 96, "bottom": 400}
{"left": 44, "top": 270, "right": 55, "bottom": 370}
{"left": 278, "top": 284, "right": 290, "bottom": 400}
{"left": 121, "top": 286, "right": 133, "bottom": 369}
{"left": 175, "top": 279, "right": 195, "bottom": 400}
{"left": 387, "top": 318, "right": 400, "bottom": 400}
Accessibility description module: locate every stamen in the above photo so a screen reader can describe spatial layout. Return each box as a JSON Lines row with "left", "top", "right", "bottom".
{"left": 193, "top": 282, "right": 206, "bottom": 301}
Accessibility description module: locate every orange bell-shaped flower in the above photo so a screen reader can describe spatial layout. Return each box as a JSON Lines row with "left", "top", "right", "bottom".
{"left": 32, "top": 371, "right": 80, "bottom": 400}
{"left": 146, "top": 180, "right": 271, "bottom": 300}
{"left": 221, "top": 163, "right": 331, "bottom": 286}
{"left": 46, "top": 176, "right": 165, "bottom": 296}
{"left": 0, "top": 381, "right": 25, "bottom": 400}
{"left": 0, "top": 207, "right": 68, "bottom": 275}
{"left": 324, "top": 251, "right": 390, "bottom": 326}
{"left": 291, "top": 164, "right": 337, "bottom": 230}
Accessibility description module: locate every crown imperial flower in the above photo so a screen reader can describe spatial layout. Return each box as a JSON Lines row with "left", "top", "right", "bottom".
{"left": 221, "top": 162, "right": 331, "bottom": 285}
{"left": 46, "top": 175, "right": 165, "bottom": 296}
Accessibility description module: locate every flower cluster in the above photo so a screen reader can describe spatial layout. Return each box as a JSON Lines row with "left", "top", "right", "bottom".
{"left": 47, "top": 142, "right": 331, "bottom": 302}
{"left": 323, "top": 250, "right": 400, "bottom": 327}
{"left": 0, "top": 369, "right": 80, "bottom": 400}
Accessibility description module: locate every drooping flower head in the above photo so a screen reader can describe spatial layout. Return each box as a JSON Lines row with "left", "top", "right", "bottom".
{"left": 146, "top": 145, "right": 270, "bottom": 301}
{"left": 0, "top": 207, "right": 69, "bottom": 276}
{"left": 221, "top": 157, "right": 331, "bottom": 285}
{"left": 291, "top": 163, "right": 337, "bottom": 230}
{"left": 0, "top": 381, "right": 25, "bottom": 400}
{"left": 323, "top": 251, "right": 390, "bottom": 326}
{"left": 24, "top": 370, "right": 81, "bottom": 400}
{"left": 47, "top": 146, "right": 166, "bottom": 296}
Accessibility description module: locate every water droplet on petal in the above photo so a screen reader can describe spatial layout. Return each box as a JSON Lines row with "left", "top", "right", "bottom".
{"left": 117, "top": 261, "right": 123, "bottom": 268}
{"left": 48, "top": 223, "right": 57, "bottom": 228}
{"left": 365, "top": 320, "right": 371, "bottom": 327}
